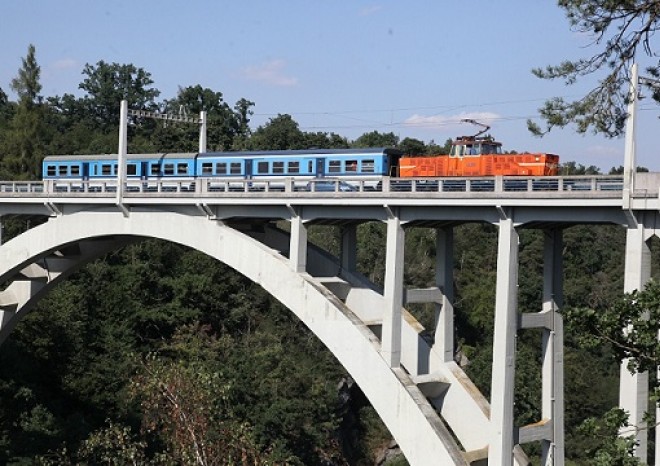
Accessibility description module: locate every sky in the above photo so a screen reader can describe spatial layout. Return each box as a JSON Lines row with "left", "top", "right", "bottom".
{"left": 2, "top": 1, "right": 659, "bottom": 171}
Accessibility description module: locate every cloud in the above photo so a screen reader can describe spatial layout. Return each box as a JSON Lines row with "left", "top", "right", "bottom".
{"left": 240, "top": 59, "right": 298, "bottom": 87}
{"left": 404, "top": 111, "right": 501, "bottom": 131}
{"left": 359, "top": 5, "right": 383, "bottom": 16}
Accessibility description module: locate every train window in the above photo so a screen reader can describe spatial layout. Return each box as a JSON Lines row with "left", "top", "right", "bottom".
{"left": 273, "top": 161, "right": 284, "bottom": 174}
{"left": 102, "top": 164, "right": 112, "bottom": 175}
{"left": 328, "top": 160, "right": 341, "bottom": 173}
{"left": 216, "top": 162, "right": 227, "bottom": 175}
{"left": 163, "top": 164, "right": 175, "bottom": 175}
{"left": 71, "top": 165, "right": 80, "bottom": 176}
{"left": 201, "top": 163, "right": 213, "bottom": 175}
{"left": 127, "top": 164, "right": 137, "bottom": 175}
{"left": 230, "top": 162, "right": 242, "bottom": 175}
{"left": 58, "top": 166, "right": 68, "bottom": 176}
{"left": 177, "top": 163, "right": 188, "bottom": 175}
{"left": 288, "top": 161, "right": 300, "bottom": 174}
{"left": 346, "top": 160, "right": 358, "bottom": 172}
{"left": 47, "top": 165, "right": 56, "bottom": 176}
{"left": 151, "top": 164, "right": 160, "bottom": 176}
{"left": 308, "top": 161, "right": 314, "bottom": 173}
{"left": 257, "top": 161, "right": 269, "bottom": 174}
{"left": 362, "top": 160, "right": 375, "bottom": 173}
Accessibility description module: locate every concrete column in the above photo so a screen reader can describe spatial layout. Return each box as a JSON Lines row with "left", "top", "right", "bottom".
{"left": 289, "top": 213, "right": 307, "bottom": 273}
{"left": 620, "top": 213, "right": 651, "bottom": 462}
{"left": 381, "top": 211, "right": 404, "bottom": 368}
{"left": 341, "top": 224, "right": 357, "bottom": 273}
{"left": 116, "top": 99, "right": 128, "bottom": 206}
{"left": 541, "top": 229, "right": 565, "bottom": 466}
{"left": 489, "top": 216, "right": 519, "bottom": 466}
{"left": 434, "top": 227, "right": 454, "bottom": 364}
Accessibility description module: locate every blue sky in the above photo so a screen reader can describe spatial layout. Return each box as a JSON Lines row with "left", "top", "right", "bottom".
{"left": 2, "top": 1, "right": 658, "bottom": 170}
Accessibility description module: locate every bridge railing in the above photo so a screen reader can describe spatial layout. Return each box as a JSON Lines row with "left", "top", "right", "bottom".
{"left": 0, "top": 175, "right": 635, "bottom": 197}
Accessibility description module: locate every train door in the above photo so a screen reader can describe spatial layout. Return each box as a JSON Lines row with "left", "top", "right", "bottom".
{"left": 82, "top": 162, "right": 89, "bottom": 181}
{"left": 316, "top": 158, "right": 325, "bottom": 178}
{"left": 245, "top": 160, "right": 252, "bottom": 179}
{"left": 141, "top": 162, "right": 149, "bottom": 180}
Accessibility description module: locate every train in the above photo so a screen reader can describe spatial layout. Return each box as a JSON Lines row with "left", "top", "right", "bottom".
{"left": 400, "top": 119, "right": 559, "bottom": 177}
{"left": 41, "top": 148, "right": 403, "bottom": 187}
{"left": 41, "top": 122, "right": 559, "bottom": 188}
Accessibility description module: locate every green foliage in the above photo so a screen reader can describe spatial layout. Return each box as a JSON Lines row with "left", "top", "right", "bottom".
{"left": 353, "top": 130, "right": 399, "bottom": 148}
{"left": 79, "top": 61, "right": 161, "bottom": 130}
{"left": 566, "top": 280, "right": 660, "bottom": 381}
{"left": 575, "top": 409, "right": 640, "bottom": 466}
{"left": 10, "top": 44, "right": 41, "bottom": 106}
{"left": 530, "top": 1, "right": 660, "bottom": 137}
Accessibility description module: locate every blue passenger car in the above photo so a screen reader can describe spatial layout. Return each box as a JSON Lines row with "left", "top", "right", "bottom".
{"left": 43, "top": 153, "right": 198, "bottom": 181}
{"left": 42, "top": 148, "right": 402, "bottom": 191}
{"left": 196, "top": 148, "right": 400, "bottom": 179}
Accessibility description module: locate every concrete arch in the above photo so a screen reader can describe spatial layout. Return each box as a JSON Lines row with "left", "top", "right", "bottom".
{"left": 0, "top": 209, "right": 466, "bottom": 466}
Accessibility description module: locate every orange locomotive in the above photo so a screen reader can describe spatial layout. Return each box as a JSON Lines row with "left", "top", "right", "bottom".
{"left": 399, "top": 120, "right": 559, "bottom": 177}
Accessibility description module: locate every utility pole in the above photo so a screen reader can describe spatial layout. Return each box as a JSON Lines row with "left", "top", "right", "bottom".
{"left": 115, "top": 102, "right": 207, "bottom": 208}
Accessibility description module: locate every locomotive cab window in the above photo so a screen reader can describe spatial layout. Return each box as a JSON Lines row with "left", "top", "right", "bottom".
{"left": 230, "top": 162, "right": 242, "bottom": 175}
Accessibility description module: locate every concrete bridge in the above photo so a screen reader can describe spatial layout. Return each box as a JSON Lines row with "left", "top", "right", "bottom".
{"left": 1, "top": 174, "right": 660, "bottom": 465}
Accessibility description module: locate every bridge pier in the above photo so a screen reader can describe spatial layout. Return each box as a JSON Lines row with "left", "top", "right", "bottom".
{"left": 340, "top": 224, "right": 357, "bottom": 273}
{"left": 540, "top": 229, "right": 565, "bottom": 466}
{"left": 433, "top": 227, "right": 455, "bottom": 366}
{"left": 489, "top": 214, "right": 519, "bottom": 466}
{"left": 620, "top": 212, "right": 652, "bottom": 462}
{"left": 382, "top": 210, "right": 405, "bottom": 368}
{"left": 289, "top": 209, "right": 308, "bottom": 273}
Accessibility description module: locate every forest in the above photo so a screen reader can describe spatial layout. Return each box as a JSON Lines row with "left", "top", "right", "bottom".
{"left": 0, "top": 44, "right": 657, "bottom": 465}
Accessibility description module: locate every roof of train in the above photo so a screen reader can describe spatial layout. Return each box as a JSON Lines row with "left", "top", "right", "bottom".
{"left": 43, "top": 148, "right": 402, "bottom": 163}
{"left": 43, "top": 153, "right": 198, "bottom": 162}
{"left": 200, "top": 148, "right": 401, "bottom": 157}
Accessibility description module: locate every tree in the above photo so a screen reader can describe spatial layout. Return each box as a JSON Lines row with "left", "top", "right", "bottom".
{"left": 353, "top": 130, "right": 398, "bottom": 148}
{"left": 11, "top": 44, "right": 42, "bottom": 107}
{"left": 566, "top": 280, "right": 660, "bottom": 386}
{"left": 529, "top": 1, "right": 660, "bottom": 137}
{"left": 79, "top": 61, "right": 160, "bottom": 130}
{"left": 398, "top": 137, "right": 426, "bottom": 156}
{"left": 248, "top": 114, "right": 306, "bottom": 150}
{"left": 2, "top": 44, "right": 50, "bottom": 178}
